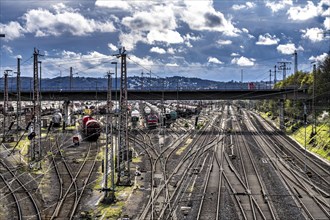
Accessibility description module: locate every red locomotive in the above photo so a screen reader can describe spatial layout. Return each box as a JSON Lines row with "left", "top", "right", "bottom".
{"left": 81, "top": 115, "right": 101, "bottom": 141}
{"left": 146, "top": 114, "right": 158, "bottom": 129}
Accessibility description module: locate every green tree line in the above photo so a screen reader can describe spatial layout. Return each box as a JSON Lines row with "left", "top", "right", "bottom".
{"left": 256, "top": 54, "right": 330, "bottom": 133}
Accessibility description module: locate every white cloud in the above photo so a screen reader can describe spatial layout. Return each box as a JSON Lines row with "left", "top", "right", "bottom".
{"left": 118, "top": 31, "right": 147, "bottom": 51}
{"left": 309, "top": 53, "right": 328, "bottom": 62}
{"left": 23, "top": 6, "right": 115, "bottom": 37}
{"left": 217, "top": 39, "right": 232, "bottom": 45}
{"left": 266, "top": 0, "right": 293, "bottom": 13}
{"left": 2, "top": 45, "right": 13, "bottom": 54}
{"left": 108, "top": 43, "right": 118, "bottom": 51}
{"left": 242, "top": 28, "right": 249, "bottom": 33}
{"left": 301, "top": 27, "right": 324, "bottom": 42}
{"left": 166, "top": 63, "right": 179, "bottom": 67}
{"left": 150, "top": 47, "right": 166, "bottom": 54}
{"left": 147, "top": 30, "right": 183, "bottom": 44}
{"left": 128, "top": 55, "right": 155, "bottom": 68}
{"left": 167, "top": 48, "right": 175, "bottom": 54}
{"left": 180, "top": 1, "right": 240, "bottom": 37}
{"left": 231, "top": 56, "right": 255, "bottom": 66}
{"left": 324, "top": 17, "right": 330, "bottom": 30}
{"left": 122, "top": 5, "right": 177, "bottom": 32}
{"left": 232, "top": 2, "right": 256, "bottom": 10}
{"left": 287, "top": 1, "right": 319, "bottom": 20}
{"left": 208, "top": 57, "right": 223, "bottom": 64}
{"left": 0, "top": 21, "right": 24, "bottom": 41}
{"left": 256, "top": 33, "right": 280, "bottom": 45}
{"left": 277, "top": 43, "right": 304, "bottom": 54}
{"left": 95, "top": 0, "right": 153, "bottom": 11}
{"left": 231, "top": 53, "right": 240, "bottom": 57}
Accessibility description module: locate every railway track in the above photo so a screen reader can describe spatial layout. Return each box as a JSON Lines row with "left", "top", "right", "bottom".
{"left": 243, "top": 109, "right": 330, "bottom": 219}
{"left": 0, "top": 159, "right": 41, "bottom": 220}
{"left": 250, "top": 111, "right": 330, "bottom": 190}
{"left": 48, "top": 135, "right": 99, "bottom": 220}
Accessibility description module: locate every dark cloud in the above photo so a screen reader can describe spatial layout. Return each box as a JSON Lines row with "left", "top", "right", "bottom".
{"left": 204, "top": 13, "right": 222, "bottom": 27}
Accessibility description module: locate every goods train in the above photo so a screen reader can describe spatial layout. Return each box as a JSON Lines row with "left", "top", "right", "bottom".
{"left": 52, "top": 112, "right": 62, "bottom": 127}
{"left": 131, "top": 109, "right": 140, "bottom": 128}
{"left": 176, "top": 104, "right": 201, "bottom": 118}
{"left": 80, "top": 115, "right": 101, "bottom": 141}
{"left": 164, "top": 108, "right": 177, "bottom": 127}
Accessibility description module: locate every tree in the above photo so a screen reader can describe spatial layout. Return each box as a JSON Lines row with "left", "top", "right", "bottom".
{"left": 315, "top": 55, "right": 330, "bottom": 110}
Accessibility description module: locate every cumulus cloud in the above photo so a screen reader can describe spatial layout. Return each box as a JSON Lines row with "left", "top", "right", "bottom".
{"left": 166, "top": 63, "right": 179, "bottom": 67}
{"left": 277, "top": 43, "right": 304, "bottom": 54}
{"left": 231, "top": 56, "right": 255, "bottom": 66}
{"left": 287, "top": 1, "right": 320, "bottom": 20}
{"left": 180, "top": 1, "right": 240, "bottom": 36}
{"left": 309, "top": 53, "right": 328, "bottom": 62}
{"left": 266, "top": 0, "right": 293, "bottom": 13}
{"left": 95, "top": 0, "right": 153, "bottom": 11}
{"left": 2, "top": 45, "right": 13, "bottom": 54}
{"left": 150, "top": 47, "right": 166, "bottom": 54}
{"left": 147, "top": 30, "right": 183, "bottom": 45}
{"left": 231, "top": 53, "right": 240, "bottom": 57}
{"left": 167, "top": 48, "right": 176, "bottom": 54}
{"left": 0, "top": 21, "right": 24, "bottom": 41}
{"left": 232, "top": 2, "right": 256, "bottom": 10}
{"left": 324, "top": 17, "right": 330, "bottom": 30}
{"left": 23, "top": 5, "right": 115, "bottom": 37}
{"left": 217, "top": 39, "right": 232, "bottom": 45}
{"left": 118, "top": 31, "right": 147, "bottom": 51}
{"left": 208, "top": 57, "right": 223, "bottom": 64}
{"left": 256, "top": 33, "right": 280, "bottom": 45}
{"left": 301, "top": 27, "right": 324, "bottom": 42}
{"left": 108, "top": 43, "right": 118, "bottom": 51}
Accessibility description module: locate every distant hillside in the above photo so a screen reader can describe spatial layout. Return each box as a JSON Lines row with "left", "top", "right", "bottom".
{"left": 1, "top": 76, "right": 268, "bottom": 91}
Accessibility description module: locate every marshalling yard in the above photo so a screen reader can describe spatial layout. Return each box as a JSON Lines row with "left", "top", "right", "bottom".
{"left": 0, "top": 98, "right": 329, "bottom": 220}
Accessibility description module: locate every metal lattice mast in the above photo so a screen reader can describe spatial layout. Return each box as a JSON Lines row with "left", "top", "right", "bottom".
{"left": 102, "top": 71, "right": 116, "bottom": 203}
{"left": 117, "top": 47, "right": 131, "bottom": 185}
{"left": 3, "top": 70, "right": 11, "bottom": 141}
{"left": 31, "top": 48, "right": 42, "bottom": 164}
{"left": 17, "top": 58, "right": 21, "bottom": 132}
{"left": 277, "top": 61, "right": 291, "bottom": 81}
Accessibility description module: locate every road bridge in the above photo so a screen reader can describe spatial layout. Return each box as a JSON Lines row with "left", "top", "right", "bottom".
{"left": 2, "top": 88, "right": 308, "bottom": 101}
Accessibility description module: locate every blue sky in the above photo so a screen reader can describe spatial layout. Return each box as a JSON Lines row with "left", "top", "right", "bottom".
{"left": 0, "top": 0, "right": 329, "bottom": 82}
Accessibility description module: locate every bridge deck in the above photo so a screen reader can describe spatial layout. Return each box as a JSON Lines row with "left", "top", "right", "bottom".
{"left": 2, "top": 88, "right": 308, "bottom": 101}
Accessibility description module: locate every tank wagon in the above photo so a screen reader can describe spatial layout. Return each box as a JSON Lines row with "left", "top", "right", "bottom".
{"left": 52, "top": 112, "right": 62, "bottom": 127}
{"left": 131, "top": 109, "right": 140, "bottom": 128}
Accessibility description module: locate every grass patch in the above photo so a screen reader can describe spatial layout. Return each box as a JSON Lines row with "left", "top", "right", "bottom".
{"left": 93, "top": 186, "right": 133, "bottom": 219}
{"left": 9, "top": 138, "right": 30, "bottom": 156}
{"left": 96, "top": 201, "right": 125, "bottom": 219}
{"left": 176, "top": 138, "right": 192, "bottom": 155}
{"left": 132, "top": 156, "right": 142, "bottom": 163}
{"left": 291, "top": 124, "right": 330, "bottom": 161}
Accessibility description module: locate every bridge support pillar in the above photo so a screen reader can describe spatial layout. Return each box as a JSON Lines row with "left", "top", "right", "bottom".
{"left": 279, "top": 99, "right": 285, "bottom": 131}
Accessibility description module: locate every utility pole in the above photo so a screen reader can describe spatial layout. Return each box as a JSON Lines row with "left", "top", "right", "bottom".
{"left": 102, "top": 71, "right": 116, "bottom": 203}
{"left": 149, "top": 70, "right": 152, "bottom": 91}
{"left": 141, "top": 71, "right": 144, "bottom": 90}
{"left": 115, "top": 47, "right": 131, "bottom": 186}
{"left": 277, "top": 61, "right": 291, "bottom": 81}
{"left": 241, "top": 69, "right": 243, "bottom": 89}
{"left": 70, "top": 67, "right": 73, "bottom": 91}
{"left": 16, "top": 58, "right": 21, "bottom": 132}
{"left": 274, "top": 65, "right": 277, "bottom": 85}
{"left": 312, "top": 64, "right": 316, "bottom": 134}
{"left": 269, "top": 69, "right": 272, "bottom": 89}
{"left": 3, "top": 69, "right": 12, "bottom": 142}
{"left": 111, "top": 61, "right": 118, "bottom": 172}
